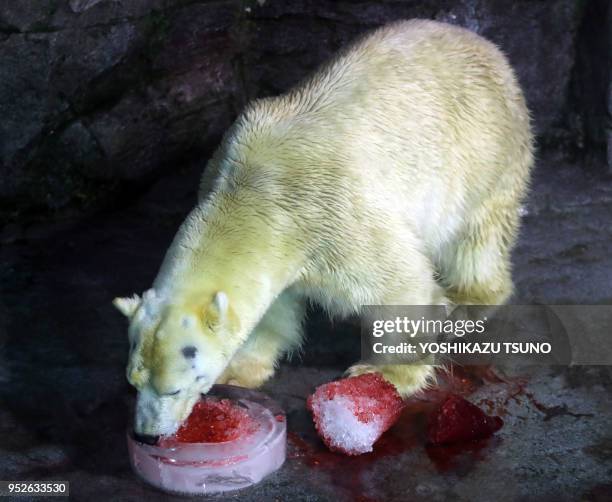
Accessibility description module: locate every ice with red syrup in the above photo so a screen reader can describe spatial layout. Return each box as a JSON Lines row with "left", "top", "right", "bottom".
{"left": 128, "top": 385, "right": 287, "bottom": 495}
{"left": 307, "top": 373, "right": 405, "bottom": 455}
{"left": 427, "top": 394, "right": 503, "bottom": 445}
{"left": 160, "top": 398, "right": 257, "bottom": 446}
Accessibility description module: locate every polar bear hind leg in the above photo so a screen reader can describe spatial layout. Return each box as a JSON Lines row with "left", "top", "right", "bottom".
{"left": 439, "top": 193, "right": 523, "bottom": 307}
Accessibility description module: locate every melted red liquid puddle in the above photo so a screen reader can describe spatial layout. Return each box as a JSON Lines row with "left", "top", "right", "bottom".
{"left": 288, "top": 404, "right": 423, "bottom": 502}
{"left": 290, "top": 366, "right": 516, "bottom": 500}
{"left": 159, "top": 398, "right": 257, "bottom": 446}
{"left": 425, "top": 437, "right": 501, "bottom": 473}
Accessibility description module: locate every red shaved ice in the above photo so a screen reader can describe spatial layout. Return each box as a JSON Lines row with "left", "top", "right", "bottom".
{"left": 307, "top": 373, "right": 405, "bottom": 455}
{"left": 159, "top": 398, "right": 257, "bottom": 446}
{"left": 427, "top": 394, "right": 503, "bottom": 445}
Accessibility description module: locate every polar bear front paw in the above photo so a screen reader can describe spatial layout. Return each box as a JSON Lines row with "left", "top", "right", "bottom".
{"left": 216, "top": 358, "right": 276, "bottom": 389}
{"left": 346, "top": 363, "right": 435, "bottom": 398}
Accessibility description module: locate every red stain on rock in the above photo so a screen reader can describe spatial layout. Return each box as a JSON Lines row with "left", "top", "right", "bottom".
{"left": 290, "top": 366, "right": 522, "bottom": 498}
{"left": 426, "top": 394, "right": 503, "bottom": 446}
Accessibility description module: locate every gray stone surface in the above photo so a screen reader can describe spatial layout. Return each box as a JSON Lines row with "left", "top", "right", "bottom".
{"left": 1, "top": 0, "right": 608, "bottom": 223}
{"left": 0, "top": 0, "right": 241, "bottom": 221}
{"left": 0, "top": 150, "right": 611, "bottom": 501}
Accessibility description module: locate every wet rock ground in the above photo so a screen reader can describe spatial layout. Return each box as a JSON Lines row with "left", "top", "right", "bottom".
{"left": 1, "top": 151, "right": 611, "bottom": 501}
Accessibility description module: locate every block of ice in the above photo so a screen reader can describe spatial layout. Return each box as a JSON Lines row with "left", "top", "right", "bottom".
{"left": 307, "top": 373, "right": 404, "bottom": 455}
{"left": 128, "top": 385, "right": 286, "bottom": 494}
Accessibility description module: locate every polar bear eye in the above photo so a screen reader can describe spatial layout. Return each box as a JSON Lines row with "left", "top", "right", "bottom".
{"left": 182, "top": 346, "right": 197, "bottom": 359}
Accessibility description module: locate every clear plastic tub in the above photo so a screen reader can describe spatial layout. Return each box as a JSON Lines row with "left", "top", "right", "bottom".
{"left": 127, "top": 385, "right": 286, "bottom": 494}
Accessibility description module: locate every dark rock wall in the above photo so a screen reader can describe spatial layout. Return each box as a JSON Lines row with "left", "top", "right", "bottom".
{"left": 0, "top": 1, "right": 242, "bottom": 221}
{"left": 567, "top": 0, "right": 611, "bottom": 159}
{"left": 0, "top": 0, "right": 608, "bottom": 224}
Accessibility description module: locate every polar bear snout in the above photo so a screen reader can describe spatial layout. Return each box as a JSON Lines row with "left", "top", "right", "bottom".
{"left": 133, "top": 385, "right": 203, "bottom": 437}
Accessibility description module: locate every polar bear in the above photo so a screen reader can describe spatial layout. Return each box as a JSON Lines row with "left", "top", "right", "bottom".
{"left": 114, "top": 19, "right": 533, "bottom": 439}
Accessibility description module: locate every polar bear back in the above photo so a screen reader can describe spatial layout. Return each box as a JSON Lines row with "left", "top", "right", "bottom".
{"left": 201, "top": 19, "right": 533, "bottom": 277}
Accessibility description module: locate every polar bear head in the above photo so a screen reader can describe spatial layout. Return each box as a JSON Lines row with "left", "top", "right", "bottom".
{"left": 113, "top": 288, "right": 239, "bottom": 439}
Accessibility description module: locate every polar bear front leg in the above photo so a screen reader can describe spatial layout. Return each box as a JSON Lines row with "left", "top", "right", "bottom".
{"left": 346, "top": 363, "right": 436, "bottom": 397}
{"left": 216, "top": 288, "right": 305, "bottom": 388}
{"left": 347, "top": 258, "right": 449, "bottom": 397}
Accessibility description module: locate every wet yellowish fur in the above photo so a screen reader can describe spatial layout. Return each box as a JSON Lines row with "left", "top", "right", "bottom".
{"left": 114, "top": 20, "right": 533, "bottom": 436}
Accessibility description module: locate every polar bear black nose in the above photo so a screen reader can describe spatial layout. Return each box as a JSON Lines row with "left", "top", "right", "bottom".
{"left": 182, "top": 346, "right": 197, "bottom": 358}
{"left": 133, "top": 432, "right": 159, "bottom": 445}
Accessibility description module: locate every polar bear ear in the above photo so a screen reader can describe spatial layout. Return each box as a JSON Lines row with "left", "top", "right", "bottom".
{"left": 206, "top": 291, "right": 229, "bottom": 325}
{"left": 113, "top": 294, "right": 141, "bottom": 318}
